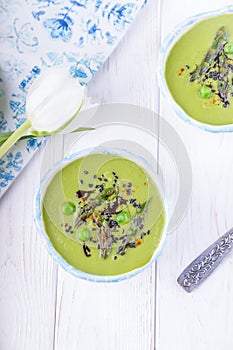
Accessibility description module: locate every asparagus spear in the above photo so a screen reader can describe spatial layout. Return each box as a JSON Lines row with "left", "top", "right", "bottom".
{"left": 217, "top": 59, "right": 233, "bottom": 107}
{"left": 190, "top": 26, "right": 229, "bottom": 82}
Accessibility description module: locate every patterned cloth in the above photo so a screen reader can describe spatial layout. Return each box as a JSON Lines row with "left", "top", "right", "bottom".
{"left": 0, "top": 0, "right": 145, "bottom": 196}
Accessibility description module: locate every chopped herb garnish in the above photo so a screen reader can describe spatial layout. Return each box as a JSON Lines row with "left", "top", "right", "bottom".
{"left": 61, "top": 170, "right": 152, "bottom": 260}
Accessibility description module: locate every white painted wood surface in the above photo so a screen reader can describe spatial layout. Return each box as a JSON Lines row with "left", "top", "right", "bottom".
{"left": 1, "top": 1, "right": 233, "bottom": 349}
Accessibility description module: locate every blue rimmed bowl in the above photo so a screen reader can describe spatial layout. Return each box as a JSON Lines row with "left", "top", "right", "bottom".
{"left": 158, "top": 5, "right": 233, "bottom": 133}
{"left": 34, "top": 146, "right": 168, "bottom": 283}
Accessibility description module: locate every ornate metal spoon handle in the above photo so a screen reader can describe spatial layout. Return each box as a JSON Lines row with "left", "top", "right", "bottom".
{"left": 177, "top": 227, "right": 233, "bottom": 292}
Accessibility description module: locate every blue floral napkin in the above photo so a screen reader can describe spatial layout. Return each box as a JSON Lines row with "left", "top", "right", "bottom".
{"left": 0, "top": 0, "right": 145, "bottom": 197}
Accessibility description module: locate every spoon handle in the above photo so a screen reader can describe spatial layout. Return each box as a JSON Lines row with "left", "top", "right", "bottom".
{"left": 0, "top": 119, "right": 31, "bottom": 159}
{"left": 177, "top": 227, "right": 233, "bottom": 292}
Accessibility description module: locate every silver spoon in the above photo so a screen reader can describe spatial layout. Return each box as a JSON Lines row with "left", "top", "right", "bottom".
{"left": 177, "top": 227, "right": 233, "bottom": 292}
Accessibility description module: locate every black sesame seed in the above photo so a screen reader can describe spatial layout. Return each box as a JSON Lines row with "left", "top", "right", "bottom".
{"left": 112, "top": 172, "right": 116, "bottom": 175}
{"left": 88, "top": 183, "right": 93, "bottom": 188}
{"left": 84, "top": 170, "right": 88, "bottom": 174}
{"left": 85, "top": 244, "right": 91, "bottom": 253}
{"left": 127, "top": 242, "right": 136, "bottom": 248}
{"left": 83, "top": 243, "right": 91, "bottom": 257}
{"left": 147, "top": 230, "right": 151, "bottom": 235}
{"left": 80, "top": 179, "right": 83, "bottom": 184}
{"left": 93, "top": 174, "right": 97, "bottom": 179}
{"left": 113, "top": 256, "right": 117, "bottom": 260}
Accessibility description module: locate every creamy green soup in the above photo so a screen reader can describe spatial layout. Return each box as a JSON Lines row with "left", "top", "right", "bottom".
{"left": 42, "top": 153, "right": 166, "bottom": 276}
{"left": 165, "top": 14, "right": 233, "bottom": 126}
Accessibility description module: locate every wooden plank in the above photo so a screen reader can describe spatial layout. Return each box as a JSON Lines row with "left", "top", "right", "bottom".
{"left": 157, "top": 1, "right": 233, "bottom": 349}
{"left": 54, "top": 267, "right": 156, "bottom": 350}
{"left": 54, "top": 1, "right": 160, "bottom": 349}
{"left": 0, "top": 150, "right": 57, "bottom": 350}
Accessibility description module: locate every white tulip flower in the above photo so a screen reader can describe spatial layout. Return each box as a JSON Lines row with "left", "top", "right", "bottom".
{"left": 0, "top": 66, "right": 85, "bottom": 158}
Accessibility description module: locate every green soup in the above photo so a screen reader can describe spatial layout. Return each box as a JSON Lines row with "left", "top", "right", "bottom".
{"left": 42, "top": 153, "right": 166, "bottom": 276}
{"left": 165, "top": 14, "right": 233, "bottom": 126}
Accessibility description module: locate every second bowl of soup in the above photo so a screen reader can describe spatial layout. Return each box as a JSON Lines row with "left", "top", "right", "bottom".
{"left": 159, "top": 6, "right": 233, "bottom": 132}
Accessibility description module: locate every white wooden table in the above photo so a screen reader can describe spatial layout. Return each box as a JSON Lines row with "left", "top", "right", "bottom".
{"left": 1, "top": 1, "right": 233, "bottom": 349}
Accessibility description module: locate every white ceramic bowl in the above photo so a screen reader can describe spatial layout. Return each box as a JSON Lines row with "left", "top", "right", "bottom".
{"left": 34, "top": 146, "right": 168, "bottom": 283}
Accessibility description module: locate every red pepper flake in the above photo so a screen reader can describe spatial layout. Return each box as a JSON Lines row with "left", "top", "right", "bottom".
{"left": 178, "top": 67, "right": 185, "bottom": 76}
{"left": 136, "top": 239, "right": 142, "bottom": 246}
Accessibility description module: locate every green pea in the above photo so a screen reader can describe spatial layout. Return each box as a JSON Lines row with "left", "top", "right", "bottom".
{"left": 61, "top": 201, "right": 76, "bottom": 215}
{"left": 199, "top": 86, "right": 212, "bottom": 99}
{"left": 76, "top": 227, "right": 91, "bottom": 242}
{"left": 116, "top": 212, "right": 131, "bottom": 225}
{"left": 224, "top": 43, "right": 233, "bottom": 54}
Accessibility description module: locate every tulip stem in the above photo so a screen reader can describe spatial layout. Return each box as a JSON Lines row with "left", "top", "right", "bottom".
{"left": 0, "top": 119, "right": 32, "bottom": 159}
